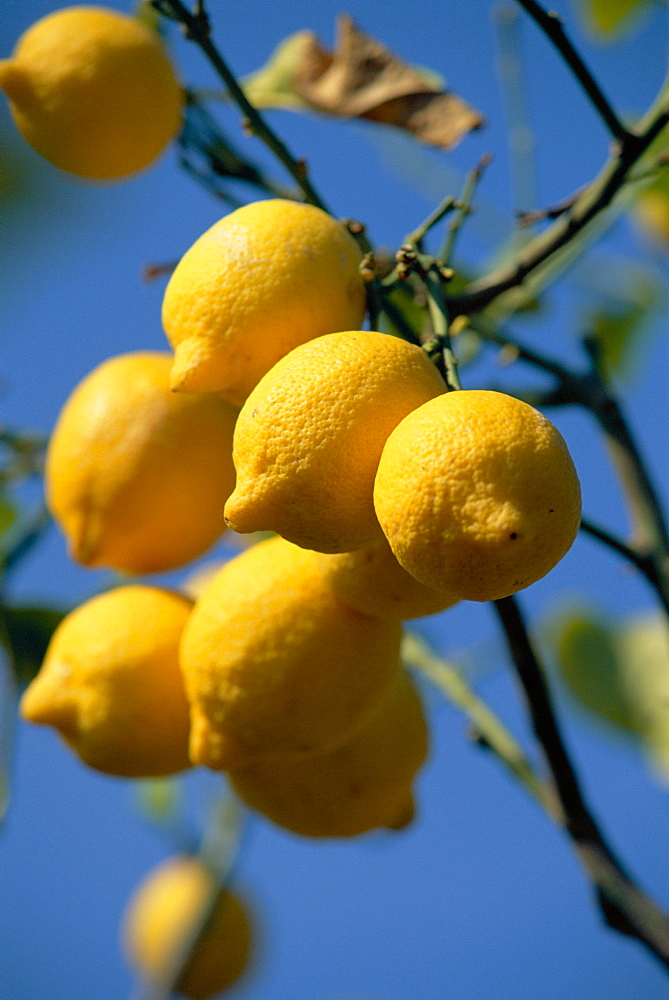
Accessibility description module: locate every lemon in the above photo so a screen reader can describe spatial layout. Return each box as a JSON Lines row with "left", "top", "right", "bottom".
{"left": 122, "top": 854, "right": 252, "bottom": 1000}
{"left": 161, "top": 199, "right": 367, "bottom": 404}
{"left": 224, "top": 330, "right": 446, "bottom": 553}
{"left": 229, "top": 667, "right": 429, "bottom": 838}
{"left": 180, "top": 535, "right": 402, "bottom": 770}
{"left": 46, "top": 351, "right": 238, "bottom": 575}
{"left": 20, "top": 585, "right": 193, "bottom": 778}
{"left": 374, "top": 390, "right": 582, "bottom": 602}
{"left": 313, "top": 536, "right": 458, "bottom": 620}
{"left": 0, "top": 6, "right": 183, "bottom": 181}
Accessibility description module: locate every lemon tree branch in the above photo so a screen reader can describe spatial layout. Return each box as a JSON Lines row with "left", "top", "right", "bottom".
{"left": 494, "top": 594, "right": 669, "bottom": 969}
{"left": 152, "top": 0, "right": 331, "bottom": 212}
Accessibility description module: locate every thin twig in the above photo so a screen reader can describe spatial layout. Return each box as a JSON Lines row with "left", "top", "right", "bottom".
{"left": 441, "top": 154, "right": 492, "bottom": 266}
{"left": 494, "top": 594, "right": 669, "bottom": 968}
{"left": 153, "top": 0, "right": 330, "bottom": 211}
{"left": 514, "top": 0, "right": 629, "bottom": 143}
{"left": 451, "top": 87, "right": 669, "bottom": 315}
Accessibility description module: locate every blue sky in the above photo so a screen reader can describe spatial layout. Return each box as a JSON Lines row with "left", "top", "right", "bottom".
{"left": 2, "top": 1, "right": 669, "bottom": 998}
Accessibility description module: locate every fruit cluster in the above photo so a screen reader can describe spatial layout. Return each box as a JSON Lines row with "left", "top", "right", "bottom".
{"left": 5, "top": 7, "right": 582, "bottom": 996}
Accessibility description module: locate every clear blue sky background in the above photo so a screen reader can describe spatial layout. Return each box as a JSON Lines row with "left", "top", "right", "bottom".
{"left": 2, "top": 1, "right": 669, "bottom": 998}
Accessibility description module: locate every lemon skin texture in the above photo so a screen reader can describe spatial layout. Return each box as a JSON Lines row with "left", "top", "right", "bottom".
{"left": 224, "top": 330, "right": 447, "bottom": 553}
{"left": 180, "top": 536, "right": 402, "bottom": 770}
{"left": 229, "top": 667, "right": 429, "bottom": 838}
{"left": 162, "top": 199, "right": 367, "bottom": 404}
{"left": 122, "top": 855, "right": 252, "bottom": 1000}
{"left": 20, "top": 585, "right": 193, "bottom": 778}
{"left": 374, "top": 390, "right": 582, "bottom": 602}
{"left": 46, "top": 351, "right": 238, "bottom": 575}
{"left": 313, "top": 536, "right": 458, "bottom": 620}
{"left": 0, "top": 6, "right": 183, "bottom": 181}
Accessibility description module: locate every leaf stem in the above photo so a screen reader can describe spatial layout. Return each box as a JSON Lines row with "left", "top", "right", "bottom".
{"left": 514, "top": 0, "right": 629, "bottom": 144}
{"left": 153, "top": 0, "right": 331, "bottom": 211}
{"left": 494, "top": 594, "right": 669, "bottom": 968}
{"left": 402, "top": 633, "right": 559, "bottom": 818}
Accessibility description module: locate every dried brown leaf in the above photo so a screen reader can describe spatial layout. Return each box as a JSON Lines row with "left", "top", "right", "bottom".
{"left": 294, "top": 15, "right": 484, "bottom": 149}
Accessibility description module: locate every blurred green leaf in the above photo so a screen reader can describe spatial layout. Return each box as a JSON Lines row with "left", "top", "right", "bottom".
{"left": 555, "top": 611, "right": 642, "bottom": 734}
{"left": 0, "top": 499, "right": 18, "bottom": 539}
{"left": 242, "top": 31, "right": 314, "bottom": 110}
{"left": 135, "top": 776, "right": 182, "bottom": 824}
{"left": 1, "top": 605, "right": 65, "bottom": 687}
{"left": 579, "top": 0, "right": 654, "bottom": 38}
{"left": 588, "top": 300, "right": 650, "bottom": 377}
{"left": 553, "top": 608, "right": 669, "bottom": 776}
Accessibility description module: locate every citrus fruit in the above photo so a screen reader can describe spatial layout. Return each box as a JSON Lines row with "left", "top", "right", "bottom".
{"left": 180, "top": 535, "right": 402, "bottom": 770}
{"left": 122, "top": 854, "right": 252, "bottom": 1000}
{"left": 224, "top": 330, "right": 446, "bottom": 553}
{"left": 0, "top": 6, "right": 183, "bottom": 180}
{"left": 20, "top": 585, "right": 193, "bottom": 778}
{"left": 374, "top": 389, "right": 581, "bottom": 602}
{"left": 229, "top": 666, "right": 429, "bottom": 838}
{"left": 313, "top": 536, "right": 458, "bottom": 620}
{"left": 46, "top": 351, "right": 238, "bottom": 575}
{"left": 161, "top": 199, "right": 367, "bottom": 403}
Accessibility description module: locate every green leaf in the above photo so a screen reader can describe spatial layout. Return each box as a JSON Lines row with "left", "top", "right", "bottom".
{"left": 241, "top": 31, "right": 315, "bottom": 111}
{"left": 1, "top": 605, "right": 65, "bottom": 687}
{"left": 555, "top": 611, "right": 643, "bottom": 734}
{"left": 553, "top": 608, "right": 669, "bottom": 776}
{"left": 580, "top": 0, "right": 654, "bottom": 38}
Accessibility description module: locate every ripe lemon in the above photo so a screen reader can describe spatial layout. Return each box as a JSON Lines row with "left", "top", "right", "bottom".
{"left": 161, "top": 199, "right": 367, "bottom": 404}
{"left": 0, "top": 6, "right": 183, "bottom": 180}
{"left": 229, "top": 667, "right": 429, "bottom": 838}
{"left": 313, "top": 536, "right": 458, "bottom": 620}
{"left": 224, "top": 330, "right": 446, "bottom": 553}
{"left": 20, "top": 585, "right": 193, "bottom": 778}
{"left": 46, "top": 351, "right": 238, "bottom": 575}
{"left": 180, "top": 535, "right": 402, "bottom": 770}
{"left": 374, "top": 390, "right": 582, "bottom": 602}
{"left": 122, "top": 854, "right": 252, "bottom": 1000}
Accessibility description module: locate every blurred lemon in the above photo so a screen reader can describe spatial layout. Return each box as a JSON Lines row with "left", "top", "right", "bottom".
{"left": 122, "top": 854, "right": 252, "bottom": 1000}
{"left": 224, "top": 330, "right": 446, "bottom": 553}
{"left": 180, "top": 535, "right": 402, "bottom": 770}
{"left": 230, "top": 666, "right": 429, "bottom": 838}
{"left": 374, "top": 390, "right": 581, "bottom": 602}
{"left": 0, "top": 6, "right": 183, "bottom": 180}
{"left": 46, "top": 351, "right": 238, "bottom": 575}
{"left": 162, "top": 199, "right": 367, "bottom": 403}
{"left": 20, "top": 585, "right": 193, "bottom": 778}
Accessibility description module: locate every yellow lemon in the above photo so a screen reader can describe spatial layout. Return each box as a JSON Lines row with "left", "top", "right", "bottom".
{"left": 229, "top": 666, "right": 429, "bottom": 838}
{"left": 122, "top": 854, "right": 252, "bottom": 1000}
{"left": 46, "top": 351, "right": 238, "bottom": 575}
{"left": 224, "top": 330, "right": 446, "bottom": 553}
{"left": 161, "top": 199, "right": 367, "bottom": 403}
{"left": 180, "top": 535, "right": 402, "bottom": 770}
{"left": 313, "top": 536, "right": 458, "bottom": 620}
{"left": 20, "top": 585, "right": 193, "bottom": 778}
{"left": 374, "top": 390, "right": 581, "bottom": 602}
{"left": 0, "top": 6, "right": 183, "bottom": 180}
